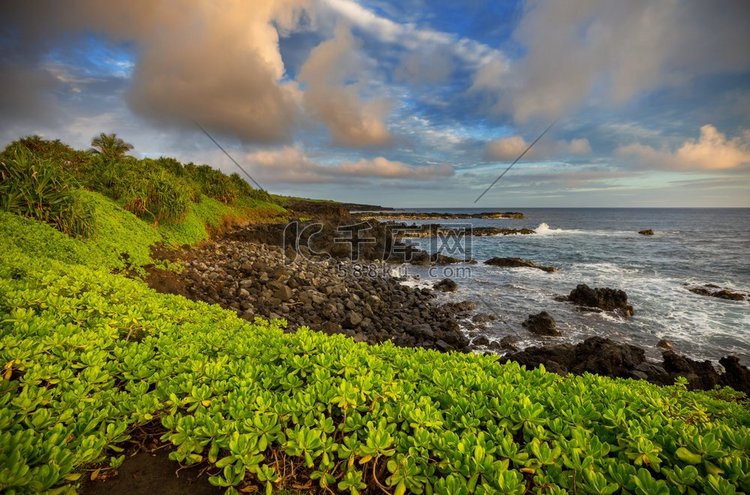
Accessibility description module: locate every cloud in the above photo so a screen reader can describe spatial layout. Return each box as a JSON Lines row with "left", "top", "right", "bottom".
{"left": 126, "top": 0, "right": 307, "bottom": 143}
{"left": 616, "top": 125, "right": 750, "bottom": 171}
{"left": 484, "top": 135, "right": 591, "bottom": 161}
{"left": 298, "top": 24, "right": 391, "bottom": 148}
{"left": 0, "top": 61, "right": 61, "bottom": 124}
{"left": 396, "top": 47, "right": 454, "bottom": 84}
{"left": 245, "top": 145, "right": 453, "bottom": 183}
{"left": 319, "top": 0, "right": 506, "bottom": 68}
{"left": 1, "top": 0, "right": 310, "bottom": 143}
{"left": 472, "top": 0, "right": 750, "bottom": 121}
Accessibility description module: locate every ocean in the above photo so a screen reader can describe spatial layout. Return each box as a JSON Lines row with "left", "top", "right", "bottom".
{"left": 392, "top": 208, "right": 750, "bottom": 365}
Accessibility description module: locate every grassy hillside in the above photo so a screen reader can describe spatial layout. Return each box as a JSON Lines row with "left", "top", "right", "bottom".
{"left": 1, "top": 138, "right": 749, "bottom": 494}
{"left": 0, "top": 136, "right": 286, "bottom": 271}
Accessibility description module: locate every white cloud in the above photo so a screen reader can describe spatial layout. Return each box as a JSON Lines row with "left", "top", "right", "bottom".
{"left": 298, "top": 24, "right": 391, "bottom": 148}
{"left": 2, "top": 0, "right": 311, "bottom": 143}
{"left": 484, "top": 135, "right": 591, "bottom": 161}
{"left": 472, "top": 0, "right": 750, "bottom": 121}
{"left": 616, "top": 125, "right": 750, "bottom": 170}
{"left": 319, "top": 0, "right": 507, "bottom": 68}
{"left": 245, "top": 145, "right": 453, "bottom": 183}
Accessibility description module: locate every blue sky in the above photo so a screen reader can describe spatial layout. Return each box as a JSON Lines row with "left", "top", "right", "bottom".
{"left": 1, "top": 0, "right": 749, "bottom": 207}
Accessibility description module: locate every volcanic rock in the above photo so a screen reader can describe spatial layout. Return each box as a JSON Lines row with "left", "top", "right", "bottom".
{"left": 434, "top": 278, "right": 458, "bottom": 292}
{"left": 565, "top": 284, "right": 634, "bottom": 317}
{"left": 522, "top": 311, "right": 560, "bottom": 336}
{"left": 485, "top": 257, "right": 557, "bottom": 273}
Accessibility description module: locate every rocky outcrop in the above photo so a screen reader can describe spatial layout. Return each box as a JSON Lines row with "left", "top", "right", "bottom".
{"left": 661, "top": 351, "right": 722, "bottom": 390}
{"left": 563, "top": 284, "right": 634, "bottom": 317}
{"left": 638, "top": 229, "right": 654, "bottom": 236}
{"left": 355, "top": 211, "right": 524, "bottom": 221}
{"left": 502, "top": 336, "right": 750, "bottom": 394}
{"left": 409, "top": 251, "right": 477, "bottom": 266}
{"left": 719, "top": 356, "right": 750, "bottom": 395}
{"left": 522, "top": 312, "right": 560, "bottom": 336}
{"left": 503, "top": 337, "right": 645, "bottom": 378}
{"left": 400, "top": 225, "right": 535, "bottom": 238}
{"left": 485, "top": 257, "right": 557, "bottom": 273}
{"left": 686, "top": 283, "right": 747, "bottom": 301}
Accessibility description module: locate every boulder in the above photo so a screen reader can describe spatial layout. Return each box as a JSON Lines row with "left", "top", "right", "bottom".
{"left": 638, "top": 229, "right": 654, "bottom": 236}
{"left": 657, "top": 339, "right": 673, "bottom": 350}
{"left": 472, "top": 313, "right": 496, "bottom": 325}
{"left": 410, "top": 323, "right": 435, "bottom": 339}
{"left": 343, "top": 311, "right": 363, "bottom": 328}
{"left": 434, "top": 278, "right": 458, "bottom": 292}
{"left": 522, "top": 311, "right": 560, "bottom": 336}
{"left": 662, "top": 351, "right": 722, "bottom": 390}
{"left": 719, "top": 356, "right": 750, "bottom": 395}
{"left": 566, "top": 284, "right": 634, "bottom": 317}
{"left": 269, "top": 281, "right": 293, "bottom": 302}
{"left": 499, "top": 335, "right": 520, "bottom": 351}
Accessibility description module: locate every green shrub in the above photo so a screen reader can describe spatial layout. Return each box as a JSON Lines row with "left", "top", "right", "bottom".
{"left": 121, "top": 168, "right": 192, "bottom": 225}
{"left": 1, "top": 246, "right": 749, "bottom": 494}
{"left": 84, "top": 157, "right": 193, "bottom": 225}
{"left": 0, "top": 147, "right": 94, "bottom": 238}
{"left": 228, "top": 172, "right": 271, "bottom": 202}
{"left": 12, "top": 135, "right": 91, "bottom": 177}
{"left": 184, "top": 163, "right": 239, "bottom": 204}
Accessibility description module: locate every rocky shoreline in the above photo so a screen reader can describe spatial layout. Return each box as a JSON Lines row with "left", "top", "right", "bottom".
{"left": 148, "top": 239, "right": 491, "bottom": 352}
{"left": 146, "top": 210, "right": 750, "bottom": 396}
{"left": 354, "top": 211, "right": 524, "bottom": 220}
{"left": 396, "top": 223, "right": 536, "bottom": 237}
{"left": 502, "top": 337, "right": 750, "bottom": 395}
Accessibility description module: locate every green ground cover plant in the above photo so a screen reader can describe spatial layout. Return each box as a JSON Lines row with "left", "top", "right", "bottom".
{"left": 1, "top": 221, "right": 749, "bottom": 494}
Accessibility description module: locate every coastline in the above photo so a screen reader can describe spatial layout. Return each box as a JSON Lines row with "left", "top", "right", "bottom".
{"left": 145, "top": 204, "right": 750, "bottom": 395}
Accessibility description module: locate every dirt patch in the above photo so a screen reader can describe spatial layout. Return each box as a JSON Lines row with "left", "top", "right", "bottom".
{"left": 150, "top": 243, "right": 190, "bottom": 264}
{"left": 81, "top": 449, "right": 221, "bottom": 495}
{"left": 144, "top": 267, "right": 190, "bottom": 297}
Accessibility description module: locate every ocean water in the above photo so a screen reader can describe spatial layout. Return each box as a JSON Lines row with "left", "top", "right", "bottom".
{"left": 392, "top": 208, "right": 750, "bottom": 365}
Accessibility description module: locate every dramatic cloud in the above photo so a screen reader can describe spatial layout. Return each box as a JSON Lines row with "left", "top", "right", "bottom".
{"left": 1, "top": 0, "right": 309, "bottom": 143}
{"left": 246, "top": 145, "right": 453, "bottom": 183}
{"left": 1, "top": 0, "right": 749, "bottom": 207}
{"left": 484, "top": 135, "right": 591, "bottom": 161}
{"left": 298, "top": 24, "right": 391, "bottom": 148}
{"left": 472, "top": 0, "right": 750, "bottom": 121}
{"left": 126, "top": 0, "right": 307, "bottom": 143}
{"left": 617, "top": 125, "right": 750, "bottom": 171}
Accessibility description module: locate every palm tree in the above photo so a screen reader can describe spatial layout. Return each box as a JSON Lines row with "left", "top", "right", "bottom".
{"left": 90, "top": 133, "right": 133, "bottom": 160}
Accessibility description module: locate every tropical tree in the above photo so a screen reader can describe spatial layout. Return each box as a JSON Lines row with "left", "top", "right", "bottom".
{"left": 89, "top": 133, "right": 133, "bottom": 161}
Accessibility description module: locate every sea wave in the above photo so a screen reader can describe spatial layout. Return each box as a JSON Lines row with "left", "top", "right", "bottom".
{"left": 534, "top": 222, "right": 634, "bottom": 237}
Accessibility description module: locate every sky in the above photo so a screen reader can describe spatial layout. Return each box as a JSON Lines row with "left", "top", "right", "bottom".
{"left": 1, "top": 0, "right": 749, "bottom": 207}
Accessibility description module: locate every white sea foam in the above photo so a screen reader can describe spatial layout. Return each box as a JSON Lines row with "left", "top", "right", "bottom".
{"left": 534, "top": 222, "right": 634, "bottom": 237}
{"left": 534, "top": 222, "right": 566, "bottom": 235}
